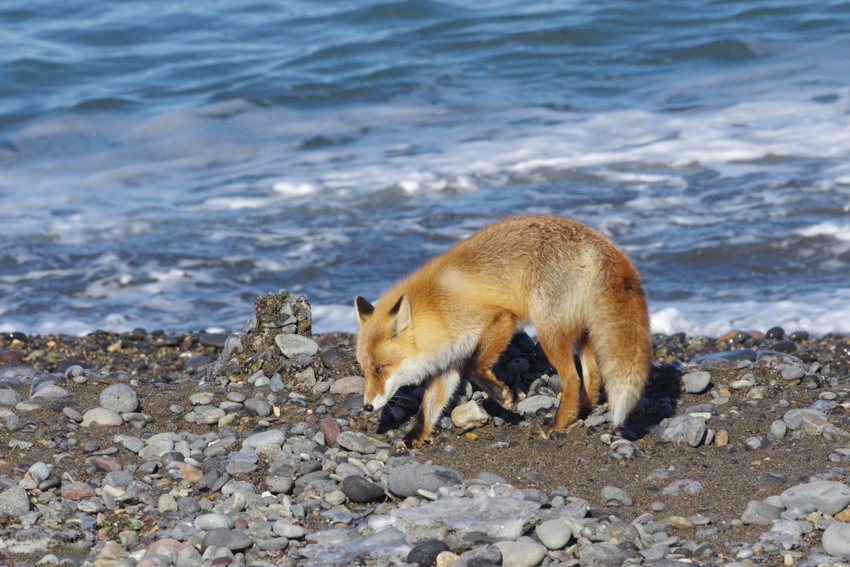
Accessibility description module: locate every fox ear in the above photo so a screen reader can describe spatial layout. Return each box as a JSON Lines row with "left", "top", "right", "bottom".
{"left": 388, "top": 295, "right": 412, "bottom": 337}
{"left": 354, "top": 296, "right": 375, "bottom": 325}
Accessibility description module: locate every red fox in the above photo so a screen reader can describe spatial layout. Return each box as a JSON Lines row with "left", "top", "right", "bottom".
{"left": 354, "top": 215, "right": 650, "bottom": 448}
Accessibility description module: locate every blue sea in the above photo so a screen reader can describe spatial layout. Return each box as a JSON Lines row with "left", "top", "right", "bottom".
{"left": 2, "top": 1, "right": 850, "bottom": 338}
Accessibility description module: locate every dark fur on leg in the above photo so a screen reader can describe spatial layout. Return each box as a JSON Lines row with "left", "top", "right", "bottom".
{"left": 403, "top": 406, "right": 429, "bottom": 448}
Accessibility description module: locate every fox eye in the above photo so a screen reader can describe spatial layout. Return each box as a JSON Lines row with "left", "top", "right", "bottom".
{"left": 375, "top": 365, "right": 385, "bottom": 376}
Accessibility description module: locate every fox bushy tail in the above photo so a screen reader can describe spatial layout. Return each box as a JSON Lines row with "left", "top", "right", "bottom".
{"left": 590, "top": 289, "right": 651, "bottom": 428}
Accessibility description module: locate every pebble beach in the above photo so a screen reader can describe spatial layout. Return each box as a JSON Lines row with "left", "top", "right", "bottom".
{"left": 0, "top": 291, "right": 848, "bottom": 567}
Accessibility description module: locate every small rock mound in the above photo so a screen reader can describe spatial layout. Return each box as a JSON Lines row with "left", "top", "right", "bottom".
{"left": 198, "top": 290, "right": 357, "bottom": 388}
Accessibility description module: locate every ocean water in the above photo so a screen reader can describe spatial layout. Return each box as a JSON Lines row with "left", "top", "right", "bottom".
{"left": 2, "top": 1, "right": 850, "bottom": 338}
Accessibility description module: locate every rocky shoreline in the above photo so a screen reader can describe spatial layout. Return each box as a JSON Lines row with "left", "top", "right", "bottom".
{"left": 0, "top": 292, "right": 849, "bottom": 567}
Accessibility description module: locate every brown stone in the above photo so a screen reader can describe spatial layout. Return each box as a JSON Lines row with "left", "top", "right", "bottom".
{"left": 146, "top": 538, "right": 188, "bottom": 557}
{"left": 98, "top": 541, "right": 124, "bottom": 560}
{"left": 329, "top": 376, "right": 366, "bottom": 396}
{"left": 321, "top": 417, "right": 342, "bottom": 448}
{"left": 718, "top": 330, "right": 740, "bottom": 342}
{"left": 138, "top": 492, "right": 157, "bottom": 507}
{"left": 180, "top": 463, "right": 203, "bottom": 484}
{"left": 714, "top": 429, "right": 729, "bottom": 446}
{"left": 835, "top": 507, "right": 850, "bottom": 521}
{"left": 0, "top": 350, "right": 24, "bottom": 364}
{"left": 92, "top": 456, "right": 123, "bottom": 472}
{"left": 61, "top": 481, "right": 96, "bottom": 500}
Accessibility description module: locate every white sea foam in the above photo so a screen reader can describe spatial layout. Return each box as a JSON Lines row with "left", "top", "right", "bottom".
{"left": 202, "top": 197, "right": 279, "bottom": 210}
{"left": 795, "top": 221, "right": 850, "bottom": 242}
{"left": 0, "top": 315, "right": 130, "bottom": 337}
{"left": 651, "top": 289, "right": 850, "bottom": 337}
{"left": 273, "top": 182, "right": 318, "bottom": 196}
{"left": 312, "top": 303, "right": 358, "bottom": 334}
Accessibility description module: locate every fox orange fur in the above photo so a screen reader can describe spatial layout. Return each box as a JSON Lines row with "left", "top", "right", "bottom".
{"left": 354, "top": 215, "right": 650, "bottom": 448}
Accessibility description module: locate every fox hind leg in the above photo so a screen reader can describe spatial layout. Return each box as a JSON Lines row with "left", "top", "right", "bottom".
{"left": 536, "top": 327, "right": 583, "bottom": 437}
{"left": 578, "top": 330, "right": 601, "bottom": 413}
{"left": 404, "top": 368, "right": 461, "bottom": 448}
{"left": 465, "top": 311, "right": 516, "bottom": 408}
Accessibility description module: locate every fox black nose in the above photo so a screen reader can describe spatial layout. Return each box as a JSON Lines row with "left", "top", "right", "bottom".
{"left": 363, "top": 404, "right": 374, "bottom": 412}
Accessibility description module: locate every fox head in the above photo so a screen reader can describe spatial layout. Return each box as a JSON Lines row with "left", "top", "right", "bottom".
{"left": 354, "top": 294, "right": 417, "bottom": 413}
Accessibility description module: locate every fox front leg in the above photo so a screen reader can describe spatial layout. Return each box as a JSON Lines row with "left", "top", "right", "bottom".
{"left": 464, "top": 311, "right": 517, "bottom": 409}
{"left": 403, "top": 368, "right": 461, "bottom": 448}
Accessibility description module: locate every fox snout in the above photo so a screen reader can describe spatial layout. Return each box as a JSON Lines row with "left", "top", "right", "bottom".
{"left": 363, "top": 375, "right": 393, "bottom": 414}
{"left": 360, "top": 371, "right": 385, "bottom": 413}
